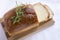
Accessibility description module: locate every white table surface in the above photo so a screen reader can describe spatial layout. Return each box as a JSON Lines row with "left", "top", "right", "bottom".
{"left": 0, "top": 0, "right": 60, "bottom": 40}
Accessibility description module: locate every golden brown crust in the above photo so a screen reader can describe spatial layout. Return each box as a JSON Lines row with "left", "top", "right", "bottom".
{"left": 9, "top": 22, "right": 39, "bottom": 36}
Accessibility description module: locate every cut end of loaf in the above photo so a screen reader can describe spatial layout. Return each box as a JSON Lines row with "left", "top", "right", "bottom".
{"left": 33, "top": 3, "right": 49, "bottom": 23}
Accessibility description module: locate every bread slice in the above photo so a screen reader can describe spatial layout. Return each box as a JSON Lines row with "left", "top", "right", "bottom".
{"left": 44, "top": 5, "right": 54, "bottom": 19}
{"left": 33, "top": 3, "right": 49, "bottom": 23}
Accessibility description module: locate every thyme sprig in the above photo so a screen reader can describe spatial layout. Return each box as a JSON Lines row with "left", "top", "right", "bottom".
{"left": 11, "top": 1, "right": 25, "bottom": 24}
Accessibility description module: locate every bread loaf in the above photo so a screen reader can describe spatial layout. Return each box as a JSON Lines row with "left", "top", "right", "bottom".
{"left": 0, "top": 2, "right": 54, "bottom": 39}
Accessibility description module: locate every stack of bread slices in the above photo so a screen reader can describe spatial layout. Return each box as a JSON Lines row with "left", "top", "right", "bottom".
{"left": 33, "top": 3, "right": 53, "bottom": 23}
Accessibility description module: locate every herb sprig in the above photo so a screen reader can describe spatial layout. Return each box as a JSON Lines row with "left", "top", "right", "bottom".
{"left": 11, "top": 1, "right": 25, "bottom": 24}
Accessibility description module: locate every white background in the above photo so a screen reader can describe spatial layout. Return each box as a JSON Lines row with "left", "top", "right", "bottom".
{"left": 0, "top": 0, "right": 60, "bottom": 40}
